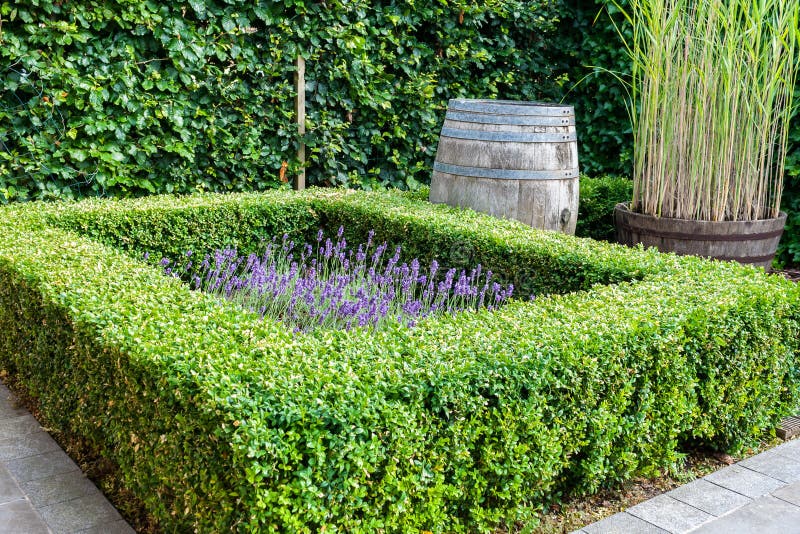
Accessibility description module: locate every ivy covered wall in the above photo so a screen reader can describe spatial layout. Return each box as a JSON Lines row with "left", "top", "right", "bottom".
{"left": 0, "top": 0, "right": 566, "bottom": 200}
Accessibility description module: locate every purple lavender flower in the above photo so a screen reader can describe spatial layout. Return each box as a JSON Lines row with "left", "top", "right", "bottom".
{"left": 438, "top": 268, "right": 456, "bottom": 294}
{"left": 383, "top": 246, "right": 401, "bottom": 278}
{"left": 372, "top": 243, "right": 387, "bottom": 264}
{"left": 403, "top": 299, "right": 423, "bottom": 316}
{"left": 454, "top": 270, "right": 469, "bottom": 296}
{"left": 158, "top": 227, "right": 516, "bottom": 332}
{"left": 400, "top": 266, "right": 413, "bottom": 295}
{"left": 356, "top": 245, "right": 367, "bottom": 263}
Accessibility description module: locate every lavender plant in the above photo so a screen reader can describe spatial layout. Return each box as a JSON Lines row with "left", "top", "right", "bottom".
{"left": 160, "top": 227, "right": 515, "bottom": 332}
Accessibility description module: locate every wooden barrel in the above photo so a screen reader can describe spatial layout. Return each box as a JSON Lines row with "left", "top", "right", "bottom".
{"left": 614, "top": 203, "right": 787, "bottom": 269}
{"left": 429, "top": 99, "right": 579, "bottom": 234}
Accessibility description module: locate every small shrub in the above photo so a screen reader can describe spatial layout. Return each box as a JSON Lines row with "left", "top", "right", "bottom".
{"left": 576, "top": 174, "right": 634, "bottom": 242}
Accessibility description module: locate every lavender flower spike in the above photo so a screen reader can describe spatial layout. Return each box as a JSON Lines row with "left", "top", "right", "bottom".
{"left": 158, "top": 226, "right": 517, "bottom": 333}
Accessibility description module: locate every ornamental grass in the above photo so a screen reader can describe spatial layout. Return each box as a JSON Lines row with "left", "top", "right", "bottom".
{"left": 617, "top": 0, "right": 799, "bottom": 221}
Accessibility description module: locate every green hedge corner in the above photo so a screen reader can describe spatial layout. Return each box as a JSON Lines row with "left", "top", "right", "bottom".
{"left": 0, "top": 188, "right": 798, "bottom": 532}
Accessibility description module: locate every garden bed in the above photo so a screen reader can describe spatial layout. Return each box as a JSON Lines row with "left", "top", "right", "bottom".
{"left": 0, "top": 188, "right": 798, "bottom": 532}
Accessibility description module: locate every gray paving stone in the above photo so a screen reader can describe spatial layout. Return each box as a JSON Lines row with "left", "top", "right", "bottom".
{"left": 666, "top": 478, "right": 752, "bottom": 517}
{"left": 0, "top": 383, "right": 12, "bottom": 401}
{"left": 39, "top": 491, "right": 123, "bottom": 534}
{"left": 0, "top": 396, "right": 28, "bottom": 419}
{"left": 0, "top": 430, "right": 62, "bottom": 461}
{"left": 773, "top": 481, "right": 800, "bottom": 507}
{"left": 626, "top": 493, "right": 713, "bottom": 533}
{"left": 77, "top": 518, "right": 137, "bottom": 534}
{"left": 690, "top": 495, "right": 800, "bottom": 534}
{"left": 0, "top": 414, "right": 43, "bottom": 437}
{"left": 703, "top": 464, "right": 786, "bottom": 498}
{"left": 0, "top": 499, "right": 52, "bottom": 534}
{"left": 774, "top": 438, "right": 800, "bottom": 458}
{"left": 582, "top": 512, "right": 669, "bottom": 534}
{"left": 0, "top": 464, "right": 24, "bottom": 505}
{"left": 5, "top": 449, "right": 80, "bottom": 483}
{"left": 20, "top": 469, "right": 98, "bottom": 508}
{"left": 738, "top": 448, "right": 800, "bottom": 483}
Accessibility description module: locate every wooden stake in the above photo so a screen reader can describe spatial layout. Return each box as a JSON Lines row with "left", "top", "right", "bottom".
{"left": 294, "top": 55, "right": 306, "bottom": 191}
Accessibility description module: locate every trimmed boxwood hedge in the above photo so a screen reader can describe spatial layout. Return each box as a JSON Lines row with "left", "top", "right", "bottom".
{"left": 0, "top": 189, "right": 798, "bottom": 532}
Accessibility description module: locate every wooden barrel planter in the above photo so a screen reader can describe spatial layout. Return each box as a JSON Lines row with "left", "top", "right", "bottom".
{"left": 614, "top": 203, "right": 787, "bottom": 269}
{"left": 429, "top": 99, "right": 580, "bottom": 234}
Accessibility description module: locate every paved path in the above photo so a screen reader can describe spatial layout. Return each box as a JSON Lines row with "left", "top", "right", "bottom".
{"left": 0, "top": 381, "right": 134, "bottom": 534}
{"left": 575, "top": 438, "right": 800, "bottom": 533}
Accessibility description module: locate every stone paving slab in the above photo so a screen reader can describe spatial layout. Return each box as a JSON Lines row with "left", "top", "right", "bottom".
{"left": 77, "top": 519, "right": 137, "bottom": 534}
{"left": 0, "top": 414, "right": 44, "bottom": 437}
{"left": 626, "top": 493, "right": 713, "bottom": 533}
{"left": 773, "top": 481, "right": 800, "bottom": 507}
{"left": 578, "top": 439, "right": 800, "bottom": 533}
{"left": 0, "top": 499, "right": 52, "bottom": 534}
{"left": 0, "top": 396, "right": 28, "bottom": 419}
{"left": 39, "top": 491, "right": 125, "bottom": 534}
{"left": 690, "top": 495, "right": 800, "bottom": 534}
{"left": 5, "top": 449, "right": 81, "bottom": 484}
{"left": 703, "top": 464, "right": 787, "bottom": 498}
{"left": 665, "top": 478, "right": 752, "bottom": 517}
{"left": 1, "top": 378, "right": 135, "bottom": 533}
{"left": 774, "top": 438, "right": 800, "bottom": 457}
{"left": 0, "top": 430, "right": 63, "bottom": 461}
{"left": 20, "top": 470, "right": 99, "bottom": 509}
{"left": 738, "top": 448, "right": 800, "bottom": 483}
{"left": 0, "top": 464, "right": 24, "bottom": 504}
{"left": 582, "top": 511, "right": 669, "bottom": 534}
